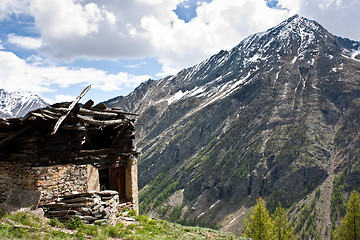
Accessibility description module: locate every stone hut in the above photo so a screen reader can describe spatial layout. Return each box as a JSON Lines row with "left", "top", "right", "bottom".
{"left": 0, "top": 96, "right": 139, "bottom": 223}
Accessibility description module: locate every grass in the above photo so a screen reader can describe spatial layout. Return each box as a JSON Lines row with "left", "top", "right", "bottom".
{"left": 0, "top": 209, "right": 243, "bottom": 240}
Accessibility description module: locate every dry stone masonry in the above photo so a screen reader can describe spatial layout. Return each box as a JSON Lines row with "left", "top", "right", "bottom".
{"left": 41, "top": 191, "right": 134, "bottom": 224}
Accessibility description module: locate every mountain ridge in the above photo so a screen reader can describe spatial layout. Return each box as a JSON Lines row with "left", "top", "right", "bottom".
{"left": 0, "top": 89, "right": 48, "bottom": 118}
{"left": 106, "top": 15, "right": 360, "bottom": 238}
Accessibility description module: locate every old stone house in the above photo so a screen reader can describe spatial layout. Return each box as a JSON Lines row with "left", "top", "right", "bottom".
{"left": 0, "top": 98, "right": 139, "bottom": 222}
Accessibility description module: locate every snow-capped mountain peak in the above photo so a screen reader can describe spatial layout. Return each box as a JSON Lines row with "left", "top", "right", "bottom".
{"left": 0, "top": 89, "right": 48, "bottom": 118}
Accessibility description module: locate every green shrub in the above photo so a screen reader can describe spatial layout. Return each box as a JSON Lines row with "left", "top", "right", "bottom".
{"left": 9, "top": 211, "right": 41, "bottom": 228}
{"left": 65, "top": 216, "right": 83, "bottom": 229}
{"left": 101, "top": 224, "right": 124, "bottom": 238}
{"left": 49, "top": 218, "right": 64, "bottom": 228}
{"left": 128, "top": 209, "right": 137, "bottom": 217}
{"left": 78, "top": 224, "right": 99, "bottom": 237}
{"left": 135, "top": 215, "right": 150, "bottom": 224}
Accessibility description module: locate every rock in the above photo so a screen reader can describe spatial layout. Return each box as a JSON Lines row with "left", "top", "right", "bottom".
{"left": 40, "top": 190, "right": 133, "bottom": 225}
{"left": 5, "top": 185, "right": 41, "bottom": 209}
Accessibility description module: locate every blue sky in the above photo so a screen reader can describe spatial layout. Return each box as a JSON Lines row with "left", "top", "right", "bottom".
{"left": 0, "top": 0, "right": 359, "bottom": 104}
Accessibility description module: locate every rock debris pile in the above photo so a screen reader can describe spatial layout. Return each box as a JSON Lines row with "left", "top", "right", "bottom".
{"left": 40, "top": 190, "right": 134, "bottom": 224}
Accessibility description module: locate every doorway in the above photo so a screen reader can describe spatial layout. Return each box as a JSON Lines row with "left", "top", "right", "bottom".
{"left": 99, "top": 167, "right": 127, "bottom": 200}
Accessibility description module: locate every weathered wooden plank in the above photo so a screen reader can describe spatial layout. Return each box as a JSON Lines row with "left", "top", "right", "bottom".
{"left": 59, "top": 125, "right": 86, "bottom": 132}
{"left": 52, "top": 85, "right": 91, "bottom": 135}
{"left": 30, "top": 112, "right": 57, "bottom": 120}
{"left": 95, "top": 108, "right": 139, "bottom": 116}
{"left": 78, "top": 149, "right": 118, "bottom": 155}
{"left": 78, "top": 108, "right": 119, "bottom": 117}
{"left": 77, "top": 115, "right": 124, "bottom": 127}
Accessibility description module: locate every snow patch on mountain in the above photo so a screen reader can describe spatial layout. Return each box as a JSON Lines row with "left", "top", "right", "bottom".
{"left": 0, "top": 89, "right": 48, "bottom": 118}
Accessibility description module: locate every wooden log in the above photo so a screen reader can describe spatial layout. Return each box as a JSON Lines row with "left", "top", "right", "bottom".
{"left": 78, "top": 149, "right": 119, "bottom": 155}
{"left": 30, "top": 112, "right": 57, "bottom": 120}
{"left": 52, "top": 85, "right": 91, "bottom": 135}
{"left": 92, "top": 103, "right": 107, "bottom": 110}
{"left": 0, "top": 120, "right": 11, "bottom": 128}
{"left": 82, "top": 100, "right": 94, "bottom": 109}
{"left": 41, "top": 109, "right": 63, "bottom": 116}
{"left": 77, "top": 115, "right": 124, "bottom": 127}
{"left": 78, "top": 108, "right": 119, "bottom": 117}
{"left": 59, "top": 125, "right": 86, "bottom": 132}
{"left": 46, "top": 107, "right": 68, "bottom": 114}
{"left": 95, "top": 108, "right": 139, "bottom": 116}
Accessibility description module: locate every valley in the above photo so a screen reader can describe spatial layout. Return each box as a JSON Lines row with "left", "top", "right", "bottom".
{"left": 105, "top": 15, "right": 360, "bottom": 238}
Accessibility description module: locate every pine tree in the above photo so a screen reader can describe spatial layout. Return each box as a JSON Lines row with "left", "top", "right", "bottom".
{"left": 272, "top": 203, "right": 294, "bottom": 240}
{"left": 244, "top": 197, "right": 273, "bottom": 240}
{"left": 334, "top": 190, "right": 360, "bottom": 240}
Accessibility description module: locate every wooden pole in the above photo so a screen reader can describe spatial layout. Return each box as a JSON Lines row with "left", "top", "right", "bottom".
{"left": 52, "top": 85, "right": 91, "bottom": 135}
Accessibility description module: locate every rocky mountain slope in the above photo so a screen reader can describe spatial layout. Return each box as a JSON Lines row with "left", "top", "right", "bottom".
{"left": 0, "top": 89, "right": 48, "bottom": 118}
{"left": 105, "top": 15, "right": 360, "bottom": 238}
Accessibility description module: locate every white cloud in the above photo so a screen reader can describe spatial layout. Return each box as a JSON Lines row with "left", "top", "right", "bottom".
{"left": 55, "top": 94, "right": 76, "bottom": 103}
{"left": 144, "top": 0, "right": 292, "bottom": 75}
{"left": 1, "top": 0, "right": 360, "bottom": 78}
{"left": 293, "top": 0, "right": 360, "bottom": 40}
{"left": 7, "top": 34, "right": 42, "bottom": 49}
{"left": 125, "top": 61, "right": 147, "bottom": 68}
{"left": 28, "top": 0, "right": 155, "bottom": 60}
{"left": 30, "top": 0, "right": 111, "bottom": 38}
{"left": 0, "top": 51, "right": 151, "bottom": 97}
{"left": 0, "top": 0, "right": 30, "bottom": 21}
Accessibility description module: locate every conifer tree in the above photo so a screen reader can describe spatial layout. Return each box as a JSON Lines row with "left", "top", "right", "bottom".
{"left": 244, "top": 197, "right": 273, "bottom": 240}
{"left": 272, "top": 203, "right": 294, "bottom": 240}
{"left": 334, "top": 190, "right": 360, "bottom": 240}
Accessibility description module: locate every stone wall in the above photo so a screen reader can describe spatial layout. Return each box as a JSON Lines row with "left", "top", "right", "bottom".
{"left": 41, "top": 190, "right": 134, "bottom": 224}
{"left": 0, "top": 163, "right": 100, "bottom": 205}
{"left": 0, "top": 161, "right": 138, "bottom": 216}
{"left": 35, "top": 164, "right": 100, "bottom": 202}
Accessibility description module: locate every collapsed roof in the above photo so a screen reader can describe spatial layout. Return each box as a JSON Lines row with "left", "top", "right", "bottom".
{"left": 0, "top": 97, "right": 139, "bottom": 168}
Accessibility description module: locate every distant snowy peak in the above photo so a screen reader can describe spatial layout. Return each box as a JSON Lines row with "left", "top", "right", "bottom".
{"left": 0, "top": 89, "right": 48, "bottom": 118}
{"left": 149, "top": 16, "right": 327, "bottom": 98}
{"left": 234, "top": 15, "right": 325, "bottom": 61}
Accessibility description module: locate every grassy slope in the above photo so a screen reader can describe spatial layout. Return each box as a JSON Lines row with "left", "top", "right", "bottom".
{"left": 0, "top": 209, "right": 245, "bottom": 240}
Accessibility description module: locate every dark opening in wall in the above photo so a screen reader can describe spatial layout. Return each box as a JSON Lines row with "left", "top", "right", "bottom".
{"left": 110, "top": 167, "right": 127, "bottom": 201}
{"left": 99, "top": 168, "right": 110, "bottom": 191}
{"left": 99, "top": 167, "right": 127, "bottom": 201}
